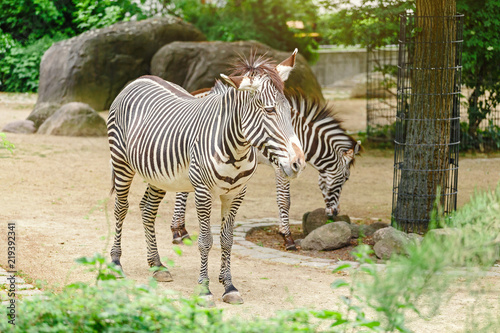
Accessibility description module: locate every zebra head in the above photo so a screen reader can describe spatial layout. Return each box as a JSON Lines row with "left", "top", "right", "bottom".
{"left": 319, "top": 140, "right": 361, "bottom": 217}
{"left": 220, "top": 50, "right": 305, "bottom": 178}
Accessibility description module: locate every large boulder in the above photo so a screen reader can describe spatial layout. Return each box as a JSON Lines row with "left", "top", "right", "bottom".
{"left": 32, "top": 16, "right": 205, "bottom": 114}
{"left": 37, "top": 102, "right": 106, "bottom": 137}
{"left": 302, "top": 208, "right": 350, "bottom": 236}
{"left": 27, "top": 102, "right": 62, "bottom": 129}
{"left": 301, "top": 221, "right": 352, "bottom": 251}
{"left": 151, "top": 40, "right": 324, "bottom": 101}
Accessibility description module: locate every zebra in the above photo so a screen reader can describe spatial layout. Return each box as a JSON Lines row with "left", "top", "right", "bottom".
{"left": 107, "top": 50, "right": 305, "bottom": 305}
{"left": 170, "top": 89, "right": 361, "bottom": 250}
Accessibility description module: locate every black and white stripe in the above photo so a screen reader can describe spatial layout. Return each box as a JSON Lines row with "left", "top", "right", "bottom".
{"left": 107, "top": 51, "right": 304, "bottom": 304}
{"left": 171, "top": 90, "right": 360, "bottom": 250}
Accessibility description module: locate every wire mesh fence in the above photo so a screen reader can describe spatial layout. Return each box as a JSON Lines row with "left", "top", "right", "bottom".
{"left": 392, "top": 14, "right": 464, "bottom": 233}
{"left": 461, "top": 88, "right": 500, "bottom": 151}
{"left": 366, "top": 45, "right": 398, "bottom": 141}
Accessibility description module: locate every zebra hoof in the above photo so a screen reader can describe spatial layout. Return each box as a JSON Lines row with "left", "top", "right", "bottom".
{"left": 172, "top": 229, "right": 191, "bottom": 244}
{"left": 282, "top": 234, "right": 296, "bottom": 251}
{"left": 111, "top": 261, "right": 126, "bottom": 278}
{"left": 172, "top": 237, "right": 183, "bottom": 244}
{"left": 222, "top": 291, "right": 244, "bottom": 305}
{"left": 198, "top": 294, "right": 216, "bottom": 308}
{"left": 153, "top": 270, "right": 173, "bottom": 282}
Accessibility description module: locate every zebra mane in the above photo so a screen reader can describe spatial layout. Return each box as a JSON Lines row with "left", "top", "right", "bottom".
{"left": 287, "top": 89, "right": 359, "bottom": 151}
{"left": 230, "top": 51, "right": 284, "bottom": 93}
{"left": 212, "top": 79, "right": 230, "bottom": 95}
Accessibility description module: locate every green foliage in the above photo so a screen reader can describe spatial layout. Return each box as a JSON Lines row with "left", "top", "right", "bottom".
{"left": 160, "top": 0, "right": 319, "bottom": 61}
{"left": 72, "top": 0, "right": 145, "bottom": 32}
{"left": 460, "top": 121, "right": 500, "bottom": 151}
{"left": 0, "top": 132, "right": 15, "bottom": 156}
{"left": 317, "top": 0, "right": 414, "bottom": 47}
{"left": 75, "top": 252, "right": 125, "bottom": 285}
{"left": 324, "top": 185, "right": 500, "bottom": 332}
{"left": 0, "top": 0, "right": 67, "bottom": 41}
{"left": 0, "top": 254, "right": 318, "bottom": 332}
{"left": 0, "top": 34, "right": 67, "bottom": 92}
{"left": 457, "top": 0, "right": 500, "bottom": 140}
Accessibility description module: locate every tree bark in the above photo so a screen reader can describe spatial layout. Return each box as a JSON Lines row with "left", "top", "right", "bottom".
{"left": 394, "top": 0, "right": 458, "bottom": 232}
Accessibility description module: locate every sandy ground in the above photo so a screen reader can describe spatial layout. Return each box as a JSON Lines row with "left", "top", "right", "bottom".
{"left": 1, "top": 92, "right": 499, "bottom": 331}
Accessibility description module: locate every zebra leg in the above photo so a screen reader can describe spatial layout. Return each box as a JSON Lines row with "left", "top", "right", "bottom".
{"left": 219, "top": 187, "right": 246, "bottom": 304}
{"left": 139, "top": 184, "right": 151, "bottom": 213}
{"left": 275, "top": 169, "right": 297, "bottom": 251}
{"left": 140, "top": 185, "right": 173, "bottom": 282}
{"left": 171, "top": 192, "right": 191, "bottom": 244}
{"left": 110, "top": 162, "right": 135, "bottom": 274}
{"left": 194, "top": 187, "right": 214, "bottom": 306}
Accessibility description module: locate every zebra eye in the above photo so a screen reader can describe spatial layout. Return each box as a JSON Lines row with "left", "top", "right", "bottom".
{"left": 264, "top": 107, "right": 276, "bottom": 114}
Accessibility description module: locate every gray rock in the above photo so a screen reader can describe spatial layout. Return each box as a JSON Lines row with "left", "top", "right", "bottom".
{"left": 301, "top": 221, "right": 352, "bottom": 251}
{"left": 32, "top": 16, "right": 205, "bottom": 113}
{"left": 151, "top": 40, "right": 324, "bottom": 102}
{"left": 27, "top": 103, "right": 61, "bottom": 129}
{"left": 37, "top": 102, "right": 106, "bottom": 136}
{"left": 303, "top": 208, "right": 328, "bottom": 236}
{"left": 425, "top": 228, "right": 462, "bottom": 242}
{"left": 349, "top": 223, "right": 360, "bottom": 238}
{"left": 373, "top": 227, "right": 412, "bottom": 259}
{"left": 359, "top": 222, "right": 390, "bottom": 237}
{"left": 408, "top": 233, "right": 424, "bottom": 244}
{"left": 302, "top": 207, "right": 350, "bottom": 236}
{"left": 2, "top": 120, "right": 35, "bottom": 134}
{"left": 373, "top": 226, "right": 395, "bottom": 243}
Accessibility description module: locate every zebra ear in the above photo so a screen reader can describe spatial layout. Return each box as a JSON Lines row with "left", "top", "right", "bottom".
{"left": 355, "top": 141, "right": 361, "bottom": 155}
{"left": 276, "top": 48, "right": 298, "bottom": 82}
{"left": 344, "top": 149, "right": 355, "bottom": 159}
{"left": 220, "top": 74, "right": 259, "bottom": 92}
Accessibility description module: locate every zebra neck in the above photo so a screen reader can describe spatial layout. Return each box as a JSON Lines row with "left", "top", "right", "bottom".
{"left": 292, "top": 112, "right": 351, "bottom": 168}
{"left": 215, "top": 90, "right": 253, "bottom": 161}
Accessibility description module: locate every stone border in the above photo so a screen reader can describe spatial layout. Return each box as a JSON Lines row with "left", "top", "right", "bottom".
{"left": 211, "top": 218, "right": 361, "bottom": 272}
{"left": 0, "top": 267, "right": 45, "bottom": 305}
{"left": 215, "top": 219, "right": 500, "bottom": 278}
{"left": 2, "top": 219, "right": 499, "bottom": 305}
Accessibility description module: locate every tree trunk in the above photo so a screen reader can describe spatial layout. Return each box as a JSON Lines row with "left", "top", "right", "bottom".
{"left": 394, "top": 0, "right": 458, "bottom": 232}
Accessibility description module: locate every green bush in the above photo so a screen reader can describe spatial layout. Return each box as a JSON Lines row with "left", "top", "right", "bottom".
{"left": 72, "top": 0, "right": 145, "bottom": 32}
{"left": 0, "top": 254, "right": 318, "bottom": 332}
{"left": 0, "top": 34, "right": 67, "bottom": 92}
{"left": 460, "top": 121, "right": 500, "bottom": 152}
{"left": 163, "top": 0, "right": 319, "bottom": 61}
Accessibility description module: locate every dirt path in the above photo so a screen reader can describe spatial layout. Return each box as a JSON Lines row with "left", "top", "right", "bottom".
{"left": 1, "top": 94, "right": 499, "bottom": 331}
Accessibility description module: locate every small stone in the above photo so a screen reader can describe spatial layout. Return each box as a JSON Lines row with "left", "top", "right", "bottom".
{"left": 408, "top": 233, "right": 423, "bottom": 244}
{"left": 2, "top": 120, "right": 36, "bottom": 134}
{"left": 373, "top": 227, "right": 412, "bottom": 259}
{"left": 359, "top": 222, "right": 390, "bottom": 237}
{"left": 425, "top": 228, "right": 462, "bottom": 241}
{"left": 301, "top": 221, "right": 352, "bottom": 251}
{"left": 349, "top": 223, "right": 360, "bottom": 238}
{"left": 373, "top": 226, "right": 395, "bottom": 243}
{"left": 302, "top": 208, "right": 350, "bottom": 236}
{"left": 37, "top": 102, "right": 107, "bottom": 137}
